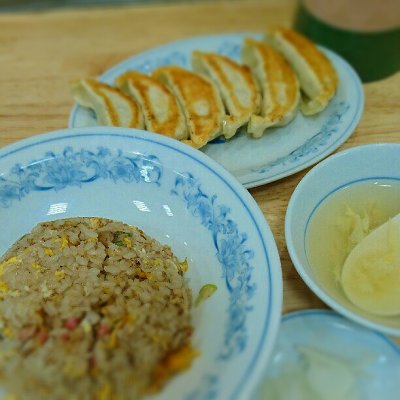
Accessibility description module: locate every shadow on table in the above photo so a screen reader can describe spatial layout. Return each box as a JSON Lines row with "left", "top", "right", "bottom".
{"left": 0, "top": 0, "right": 204, "bottom": 12}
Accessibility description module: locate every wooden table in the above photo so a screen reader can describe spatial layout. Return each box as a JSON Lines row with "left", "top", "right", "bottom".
{"left": 1, "top": 0, "right": 399, "bottom": 341}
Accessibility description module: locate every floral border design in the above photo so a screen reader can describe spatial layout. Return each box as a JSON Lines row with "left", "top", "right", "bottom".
{"left": 0, "top": 145, "right": 256, "bottom": 359}
{"left": 0, "top": 143, "right": 260, "bottom": 398}
{"left": 172, "top": 173, "right": 256, "bottom": 360}
{"left": 254, "top": 101, "right": 351, "bottom": 174}
{"left": 185, "top": 375, "right": 219, "bottom": 400}
{"left": 132, "top": 50, "right": 188, "bottom": 73}
{"left": 127, "top": 41, "right": 239, "bottom": 73}
{"left": 217, "top": 42, "right": 241, "bottom": 59}
{"left": 0, "top": 146, "right": 162, "bottom": 207}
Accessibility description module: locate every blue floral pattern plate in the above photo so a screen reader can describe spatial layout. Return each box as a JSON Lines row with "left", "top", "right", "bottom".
{"left": 0, "top": 127, "right": 282, "bottom": 400}
{"left": 68, "top": 33, "right": 364, "bottom": 188}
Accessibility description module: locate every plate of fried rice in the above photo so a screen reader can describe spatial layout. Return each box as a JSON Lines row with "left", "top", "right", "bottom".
{"left": 0, "top": 127, "right": 282, "bottom": 400}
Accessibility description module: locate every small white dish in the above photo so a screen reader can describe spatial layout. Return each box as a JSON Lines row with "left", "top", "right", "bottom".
{"left": 0, "top": 127, "right": 282, "bottom": 400}
{"left": 253, "top": 310, "right": 400, "bottom": 400}
{"left": 285, "top": 143, "right": 400, "bottom": 336}
{"left": 68, "top": 33, "right": 364, "bottom": 188}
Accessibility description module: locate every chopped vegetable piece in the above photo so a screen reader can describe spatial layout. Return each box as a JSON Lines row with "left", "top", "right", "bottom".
{"left": 55, "top": 236, "right": 69, "bottom": 249}
{"left": 65, "top": 318, "right": 79, "bottom": 330}
{"left": 2, "top": 326, "right": 13, "bottom": 338}
{"left": 135, "top": 270, "right": 151, "bottom": 280}
{"left": 112, "top": 231, "right": 133, "bottom": 246}
{"left": 81, "top": 319, "right": 92, "bottom": 334}
{"left": 36, "top": 329, "right": 49, "bottom": 344}
{"left": 89, "top": 218, "right": 100, "bottom": 228}
{"left": 54, "top": 270, "right": 65, "bottom": 280}
{"left": 60, "top": 332, "right": 70, "bottom": 342}
{"left": 97, "top": 383, "right": 111, "bottom": 400}
{"left": 31, "top": 262, "right": 44, "bottom": 272}
{"left": 44, "top": 248, "right": 54, "bottom": 256}
{"left": 145, "top": 272, "right": 153, "bottom": 280}
{"left": 0, "top": 257, "right": 21, "bottom": 275}
{"left": 18, "top": 233, "right": 28, "bottom": 241}
{"left": 178, "top": 258, "right": 189, "bottom": 273}
{"left": 97, "top": 324, "right": 110, "bottom": 337}
{"left": 194, "top": 284, "right": 217, "bottom": 307}
{"left": 108, "top": 329, "right": 118, "bottom": 349}
{"left": 40, "top": 282, "right": 52, "bottom": 298}
{"left": 0, "top": 281, "right": 9, "bottom": 296}
{"left": 19, "top": 326, "right": 36, "bottom": 341}
{"left": 123, "top": 237, "right": 132, "bottom": 248}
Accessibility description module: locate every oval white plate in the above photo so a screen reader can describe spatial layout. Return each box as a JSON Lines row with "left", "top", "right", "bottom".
{"left": 285, "top": 143, "right": 400, "bottom": 336}
{"left": 0, "top": 127, "right": 282, "bottom": 400}
{"left": 69, "top": 33, "right": 364, "bottom": 188}
{"left": 253, "top": 310, "right": 400, "bottom": 400}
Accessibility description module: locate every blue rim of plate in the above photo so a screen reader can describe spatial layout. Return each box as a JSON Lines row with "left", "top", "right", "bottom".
{"left": 282, "top": 309, "right": 400, "bottom": 354}
{"left": 68, "top": 33, "right": 364, "bottom": 189}
{"left": 0, "top": 127, "right": 282, "bottom": 400}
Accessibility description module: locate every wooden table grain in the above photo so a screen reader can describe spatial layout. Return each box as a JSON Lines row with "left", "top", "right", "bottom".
{"left": 0, "top": 0, "right": 399, "bottom": 343}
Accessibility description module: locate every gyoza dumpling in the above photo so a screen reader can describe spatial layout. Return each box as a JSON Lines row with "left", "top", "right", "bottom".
{"left": 71, "top": 79, "right": 144, "bottom": 128}
{"left": 264, "top": 27, "right": 338, "bottom": 115}
{"left": 192, "top": 51, "right": 261, "bottom": 139}
{"left": 152, "top": 66, "right": 225, "bottom": 149}
{"left": 242, "top": 38, "right": 300, "bottom": 138}
{"left": 115, "top": 71, "right": 188, "bottom": 140}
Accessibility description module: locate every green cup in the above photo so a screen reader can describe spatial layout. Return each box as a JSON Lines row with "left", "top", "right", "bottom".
{"left": 293, "top": 2, "right": 400, "bottom": 82}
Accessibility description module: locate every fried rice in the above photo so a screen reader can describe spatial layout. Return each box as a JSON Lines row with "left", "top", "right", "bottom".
{"left": 0, "top": 217, "right": 194, "bottom": 400}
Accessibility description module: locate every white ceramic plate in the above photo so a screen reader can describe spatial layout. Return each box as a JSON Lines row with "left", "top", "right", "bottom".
{"left": 68, "top": 33, "right": 364, "bottom": 188}
{"left": 285, "top": 143, "right": 400, "bottom": 336}
{"left": 0, "top": 127, "right": 282, "bottom": 400}
{"left": 253, "top": 310, "right": 400, "bottom": 400}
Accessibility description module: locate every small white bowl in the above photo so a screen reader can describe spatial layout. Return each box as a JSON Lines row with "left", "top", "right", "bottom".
{"left": 285, "top": 143, "right": 400, "bottom": 337}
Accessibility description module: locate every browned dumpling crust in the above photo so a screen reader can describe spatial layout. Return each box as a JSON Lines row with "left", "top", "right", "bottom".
{"left": 242, "top": 38, "right": 300, "bottom": 138}
{"left": 192, "top": 51, "right": 261, "bottom": 139}
{"left": 71, "top": 79, "right": 144, "bottom": 128}
{"left": 115, "top": 71, "right": 188, "bottom": 140}
{"left": 153, "top": 66, "right": 225, "bottom": 148}
{"left": 264, "top": 27, "right": 338, "bottom": 116}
